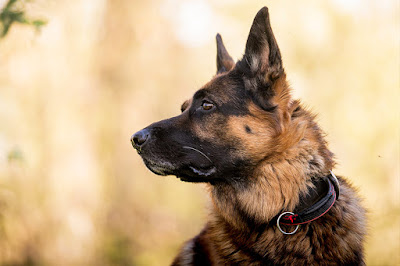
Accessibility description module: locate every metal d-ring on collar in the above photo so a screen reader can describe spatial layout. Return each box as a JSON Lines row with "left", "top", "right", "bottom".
{"left": 277, "top": 212, "right": 299, "bottom": 235}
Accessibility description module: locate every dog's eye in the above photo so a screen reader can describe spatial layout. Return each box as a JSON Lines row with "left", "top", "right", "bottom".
{"left": 201, "top": 102, "right": 214, "bottom": 111}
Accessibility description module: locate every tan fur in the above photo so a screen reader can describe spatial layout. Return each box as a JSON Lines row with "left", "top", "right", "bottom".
{"left": 162, "top": 7, "right": 366, "bottom": 265}
{"left": 200, "top": 177, "right": 366, "bottom": 265}
{"left": 172, "top": 72, "right": 365, "bottom": 265}
{"left": 211, "top": 77, "right": 332, "bottom": 226}
{"left": 132, "top": 7, "right": 366, "bottom": 264}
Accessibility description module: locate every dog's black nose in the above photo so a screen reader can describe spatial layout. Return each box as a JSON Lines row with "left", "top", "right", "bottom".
{"left": 131, "top": 129, "right": 150, "bottom": 149}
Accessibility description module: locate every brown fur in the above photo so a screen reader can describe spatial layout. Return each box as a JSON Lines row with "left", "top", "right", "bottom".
{"left": 171, "top": 8, "right": 366, "bottom": 266}
{"left": 172, "top": 97, "right": 366, "bottom": 265}
{"left": 131, "top": 6, "right": 366, "bottom": 265}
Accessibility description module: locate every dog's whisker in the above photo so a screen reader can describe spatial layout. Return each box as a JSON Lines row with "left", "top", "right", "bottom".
{"left": 182, "top": 146, "right": 213, "bottom": 163}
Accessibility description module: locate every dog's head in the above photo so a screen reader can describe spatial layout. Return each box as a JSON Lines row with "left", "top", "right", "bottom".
{"left": 131, "top": 7, "right": 304, "bottom": 183}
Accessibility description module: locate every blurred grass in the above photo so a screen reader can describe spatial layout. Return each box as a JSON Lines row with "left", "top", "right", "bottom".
{"left": 0, "top": 0, "right": 399, "bottom": 265}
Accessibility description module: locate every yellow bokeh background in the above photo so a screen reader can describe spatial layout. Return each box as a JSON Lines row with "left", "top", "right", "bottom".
{"left": 0, "top": 0, "right": 399, "bottom": 265}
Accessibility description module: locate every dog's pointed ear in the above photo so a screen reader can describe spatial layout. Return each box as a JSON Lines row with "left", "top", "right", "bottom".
{"left": 236, "top": 7, "right": 290, "bottom": 112}
{"left": 242, "top": 7, "right": 283, "bottom": 80}
{"left": 216, "top": 34, "right": 235, "bottom": 74}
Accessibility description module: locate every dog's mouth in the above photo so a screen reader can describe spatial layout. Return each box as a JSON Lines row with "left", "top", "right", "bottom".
{"left": 142, "top": 159, "right": 176, "bottom": 176}
{"left": 143, "top": 158, "right": 217, "bottom": 181}
{"left": 138, "top": 146, "right": 217, "bottom": 182}
{"left": 176, "top": 165, "right": 217, "bottom": 182}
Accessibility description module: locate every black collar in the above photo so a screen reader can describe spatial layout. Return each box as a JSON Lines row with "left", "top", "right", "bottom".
{"left": 276, "top": 172, "right": 340, "bottom": 233}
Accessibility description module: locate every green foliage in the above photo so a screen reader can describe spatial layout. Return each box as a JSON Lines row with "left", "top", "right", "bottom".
{"left": 7, "top": 147, "right": 23, "bottom": 163}
{"left": 101, "top": 234, "right": 135, "bottom": 266}
{"left": 0, "top": 0, "right": 46, "bottom": 38}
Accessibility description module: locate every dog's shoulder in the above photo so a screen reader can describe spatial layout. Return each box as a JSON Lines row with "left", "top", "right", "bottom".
{"left": 171, "top": 226, "right": 214, "bottom": 266}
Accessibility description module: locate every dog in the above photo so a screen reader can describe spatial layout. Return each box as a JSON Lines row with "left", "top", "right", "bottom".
{"left": 131, "top": 7, "right": 366, "bottom": 265}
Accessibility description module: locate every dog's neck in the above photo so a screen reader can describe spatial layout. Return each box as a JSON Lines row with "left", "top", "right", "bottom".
{"left": 209, "top": 117, "right": 334, "bottom": 231}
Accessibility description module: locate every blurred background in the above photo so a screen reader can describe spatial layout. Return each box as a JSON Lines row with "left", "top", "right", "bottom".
{"left": 0, "top": 0, "right": 398, "bottom": 265}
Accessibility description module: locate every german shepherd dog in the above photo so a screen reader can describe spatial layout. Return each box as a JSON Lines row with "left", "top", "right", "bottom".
{"left": 131, "top": 7, "right": 366, "bottom": 265}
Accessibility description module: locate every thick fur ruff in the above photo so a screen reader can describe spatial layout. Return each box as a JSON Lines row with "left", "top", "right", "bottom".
{"left": 132, "top": 6, "right": 366, "bottom": 265}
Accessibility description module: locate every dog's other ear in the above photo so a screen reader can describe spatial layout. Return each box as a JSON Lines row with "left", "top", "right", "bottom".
{"left": 241, "top": 7, "right": 283, "bottom": 81}
{"left": 216, "top": 34, "right": 235, "bottom": 74}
